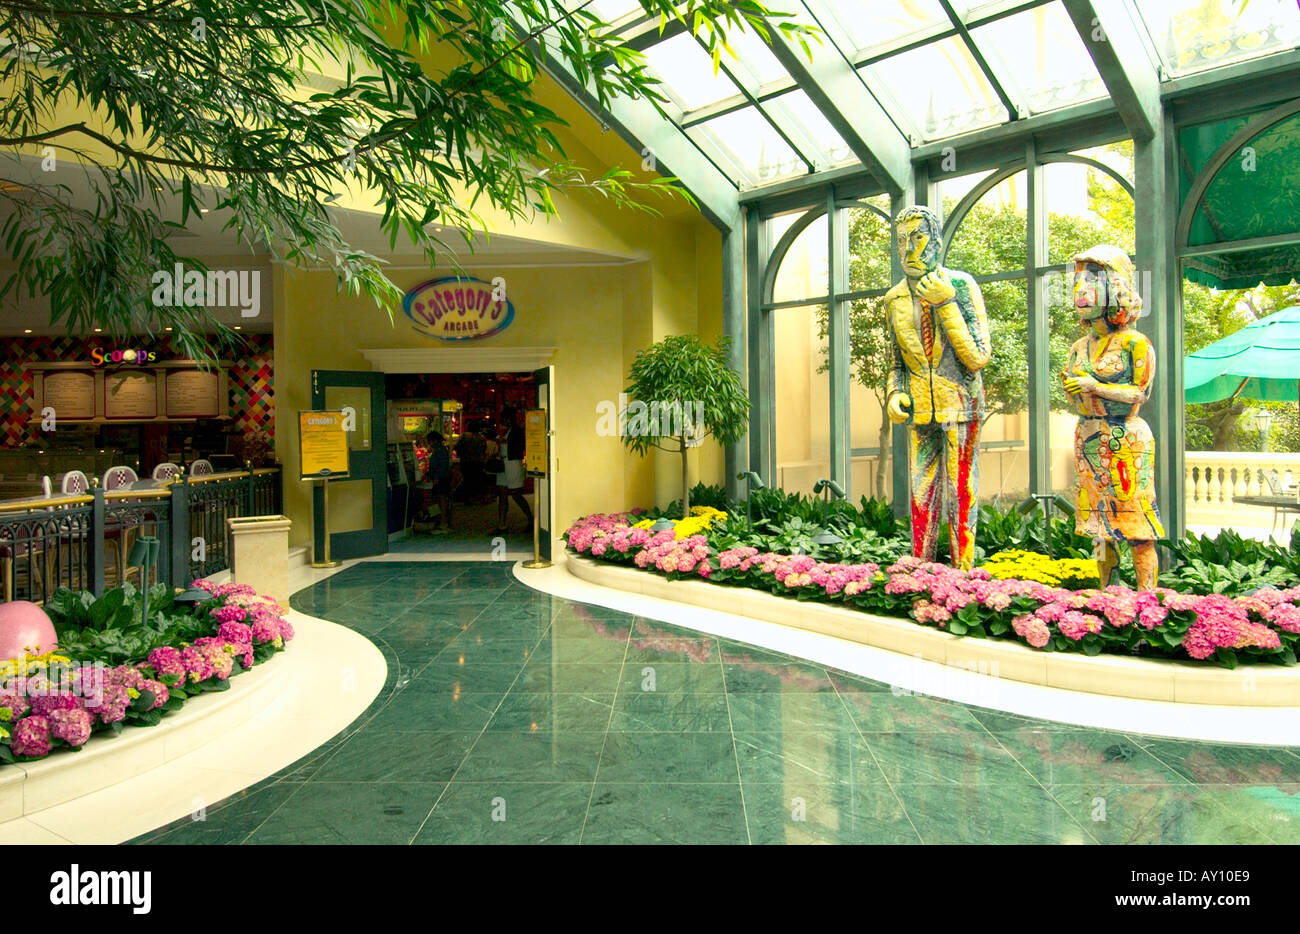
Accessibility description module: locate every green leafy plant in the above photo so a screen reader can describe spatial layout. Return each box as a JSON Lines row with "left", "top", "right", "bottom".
{"left": 1159, "top": 527, "right": 1300, "bottom": 596}
{"left": 622, "top": 335, "right": 749, "bottom": 516}
{"left": 43, "top": 583, "right": 218, "bottom": 665}
{"left": 0, "top": 1, "right": 815, "bottom": 356}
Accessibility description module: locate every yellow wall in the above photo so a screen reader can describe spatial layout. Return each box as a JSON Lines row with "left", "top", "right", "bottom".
{"left": 269, "top": 30, "right": 731, "bottom": 549}
{"left": 276, "top": 225, "right": 727, "bottom": 549}
{"left": 7, "top": 22, "right": 733, "bottom": 547}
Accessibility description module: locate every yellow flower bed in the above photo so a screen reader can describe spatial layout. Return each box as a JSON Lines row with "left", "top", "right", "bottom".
{"left": 0, "top": 649, "right": 72, "bottom": 680}
{"left": 633, "top": 505, "right": 729, "bottom": 539}
{"left": 981, "top": 549, "right": 1099, "bottom": 590}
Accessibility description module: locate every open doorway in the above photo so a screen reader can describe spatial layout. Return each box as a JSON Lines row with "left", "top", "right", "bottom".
{"left": 384, "top": 371, "right": 537, "bottom": 556}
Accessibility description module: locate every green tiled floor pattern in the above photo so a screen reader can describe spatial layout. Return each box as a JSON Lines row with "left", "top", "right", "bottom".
{"left": 131, "top": 562, "right": 1300, "bottom": 844}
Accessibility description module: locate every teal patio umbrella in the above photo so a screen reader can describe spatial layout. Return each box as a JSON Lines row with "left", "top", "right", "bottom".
{"left": 1185, "top": 308, "right": 1300, "bottom": 419}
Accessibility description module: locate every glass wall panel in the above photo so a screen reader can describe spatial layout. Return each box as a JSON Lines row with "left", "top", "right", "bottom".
{"left": 845, "top": 197, "right": 894, "bottom": 500}
{"left": 771, "top": 212, "right": 829, "bottom": 303}
{"left": 1047, "top": 145, "right": 1135, "bottom": 261}
{"left": 944, "top": 171, "right": 1027, "bottom": 271}
{"left": 774, "top": 303, "right": 831, "bottom": 497}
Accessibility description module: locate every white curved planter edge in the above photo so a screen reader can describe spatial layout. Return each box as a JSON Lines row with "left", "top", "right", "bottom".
{"left": 0, "top": 609, "right": 387, "bottom": 842}
{"left": 0, "top": 646, "right": 286, "bottom": 822}
{"left": 568, "top": 555, "right": 1300, "bottom": 708}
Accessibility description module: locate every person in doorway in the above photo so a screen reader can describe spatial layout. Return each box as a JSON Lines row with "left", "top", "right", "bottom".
{"left": 422, "top": 430, "right": 453, "bottom": 534}
{"left": 454, "top": 423, "right": 487, "bottom": 503}
{"left": 493, "top": 407, "right": 532, "bottom": 533}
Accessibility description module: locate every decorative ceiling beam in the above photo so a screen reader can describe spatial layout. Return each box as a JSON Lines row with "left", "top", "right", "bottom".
{"left": 1061, "top": 0, "right": 1160, "bottom": 142}
{"left": 759, "top": 0, "right": 912, "bottom": 198}
{"left": 508, "top": 20, "right": 741, "bottom": 230}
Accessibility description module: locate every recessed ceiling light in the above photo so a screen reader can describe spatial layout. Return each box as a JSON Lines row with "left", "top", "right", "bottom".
{"left": 233, "top": 325, "right": 241, "bottom": 330}
{"left": 164, "top": 326, "right": 172, "bottom": 331}
{"left": 93, "top": 327, "right": 102, "bottom": 332}
{"left": 199, "top": 208, "right": 209, "bottom": 214}
{"left": 23, "top": 328, "right": 31, "bottom": 334}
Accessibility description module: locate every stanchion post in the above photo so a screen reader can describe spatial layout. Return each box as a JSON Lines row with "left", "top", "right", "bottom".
{"left": 311, "top": 477, "right": 339, "bottom": 568}
{"left": 522, "top": 474, "right": 549, "bottom": 569}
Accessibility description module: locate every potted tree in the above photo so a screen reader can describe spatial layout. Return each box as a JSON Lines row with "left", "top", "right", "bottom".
{"left": 622, "top": 335, "right": 748, "bottom": 517}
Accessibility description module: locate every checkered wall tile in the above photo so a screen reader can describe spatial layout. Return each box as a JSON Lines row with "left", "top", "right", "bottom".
{"left": 0, "top": 334, "right": 274, "bottom": 448}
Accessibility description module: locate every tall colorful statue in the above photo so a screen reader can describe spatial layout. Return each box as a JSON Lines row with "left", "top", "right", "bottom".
{"left": 885, "top": 205, "right": 991, "bottom": 570}
{"left": 1062, "top": 245, "right": 1163, "bottom": 591}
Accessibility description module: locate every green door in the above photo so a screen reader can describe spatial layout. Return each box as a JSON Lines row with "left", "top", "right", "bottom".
{"left": 311, "top": 369, "right": 388, "bottom": 560}
{"left": 532, "top": 364, "right": 555, "bottom": 561}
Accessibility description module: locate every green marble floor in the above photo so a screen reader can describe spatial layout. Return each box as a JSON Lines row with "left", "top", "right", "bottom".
{"left": 131, "top": 561, "right": 1300, "bottom": 844}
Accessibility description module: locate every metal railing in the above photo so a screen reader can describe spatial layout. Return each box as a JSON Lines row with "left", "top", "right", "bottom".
{"left": 0, "top": 467, "right": 282, "bottom": 603}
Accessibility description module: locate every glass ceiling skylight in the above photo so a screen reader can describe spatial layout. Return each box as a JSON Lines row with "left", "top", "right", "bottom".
{"left": 864, "top": 34, "right": 1008, "bottom": 140}
{"left": 592, "top": 0, "right": 1300, "bottom": 192}
{"left": 816, "top": 0, "right": 954, "bottom": 59}
{"left": 688, "top": 105, "right": 807, "bottom": 186}
{"left": 1134, "top": 0, "right": 1300, "bottom": 78}
{"left": 969, "top": 1, "right": 1106, "bottom": 114}
{"left": 640, "top": 32, "right": 741, "bottom": 114}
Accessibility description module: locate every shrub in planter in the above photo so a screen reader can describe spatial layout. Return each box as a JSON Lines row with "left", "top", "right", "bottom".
{"left": 565, "top": 511, "right": 1300, "bottom": 668}
{"left": 0, "top": 579, "right": 294, "bottom": 766}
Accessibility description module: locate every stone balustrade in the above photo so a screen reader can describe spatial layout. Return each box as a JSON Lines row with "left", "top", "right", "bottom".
{"left": 1185, "top": 451, "right": 1300, "bottom": 533}
{"left": 1185, "top": 451, "right": 1300, "bottom": 505}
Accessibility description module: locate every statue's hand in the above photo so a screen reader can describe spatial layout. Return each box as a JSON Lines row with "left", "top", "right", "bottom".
{"left": 1063, "top": 367, "right": 1097, "bottom": 395}
{"left": 887, "top": 392, "right": 912, "bottom": 424}
{"left": 916, "top": 268, "right": 957, "bottom": 307}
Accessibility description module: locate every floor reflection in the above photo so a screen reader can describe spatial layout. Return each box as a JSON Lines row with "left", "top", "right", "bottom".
{"left": 128, "top": 561, "right": 1300, "bottom": 844}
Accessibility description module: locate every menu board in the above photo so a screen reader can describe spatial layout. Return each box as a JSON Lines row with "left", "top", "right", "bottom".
{"left": 524, "top": 409, "right": 547, "bottom": 475}
{"left": 104, "top": 372, "right": 158, "bottom": 419}
{"left": 166, "top": 369, "right": 221, "bottom": 418}
{"left": 300, "top": 410, "right": 350, "bottom": 479}
{"left": 41, "top": 371, "right": 95, "bottom": 420}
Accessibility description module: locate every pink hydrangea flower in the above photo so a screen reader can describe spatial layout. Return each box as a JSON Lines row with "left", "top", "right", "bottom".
{"left": 28, "top": 691, "right": 82, "bottom": 717}
{"left": 181, "top": 645, "right": 213, "bottom": 682}
{"left": 10, "top": 715, "right": 52, "bottom": 757}
{"left": 49, "top": 707, "right": 93, "bottom": 747}
{"left": 0, "top": 690, "right": 30, "bottom": 720}
{"left": 85, "top": 684, "right": 131, "bottom": 724}
{"left": 138, "top": 678, "right": 170, "bottom": 709}
{"left": 1012, "top": 614, "right": 1051, "bottom": 648}
{"left": 148, "top": 646, "right": 186, "bottom": 681}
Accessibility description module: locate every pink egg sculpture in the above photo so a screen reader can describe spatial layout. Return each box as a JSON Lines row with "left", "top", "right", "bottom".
{"left": 0, "top": 601, "right": 57, "bottom": 661}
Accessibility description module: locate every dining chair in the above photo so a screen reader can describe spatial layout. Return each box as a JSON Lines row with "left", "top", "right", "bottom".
{"left": 61, "top": 470, "right": 90, "bottom": 495}
{"left": 50, "top": 470, "right": 92, "bottom": 591}
{"left": 100, "top": 465, "right": 141, "bottom": 585}
{"left": 152, "top": 462, "right": 182, "bottom": 482}
{"left": 189, "top": 459, "right": 214, "bottom": 477}
{"left": 101, "top": 465, "right": 139, "bottom": 491}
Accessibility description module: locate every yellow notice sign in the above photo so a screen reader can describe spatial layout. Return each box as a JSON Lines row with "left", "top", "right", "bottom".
{"left": 299, "top": 410, "right": 350, "bottom": 480}
{"left": 524, "top": 409, "right": 547, "bottom": 475}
